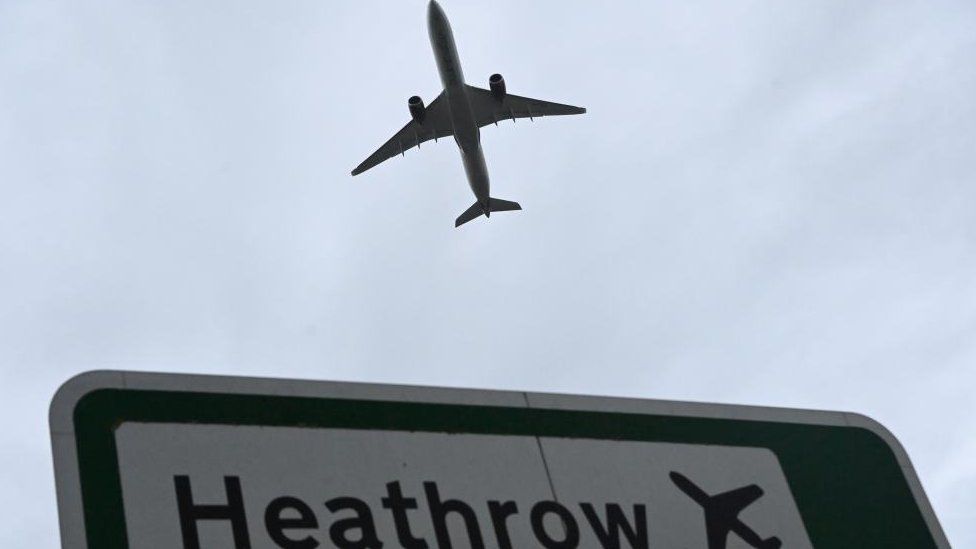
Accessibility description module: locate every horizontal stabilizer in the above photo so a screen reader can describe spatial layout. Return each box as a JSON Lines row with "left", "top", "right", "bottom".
{"left": 488, "top": 198, "right": 521, "bottom": 212}
{"left": 455, "top": 202, "right": 484, "bottom": 227}
{"left": 455, "top": 197, "right": 522, "bottom": 227}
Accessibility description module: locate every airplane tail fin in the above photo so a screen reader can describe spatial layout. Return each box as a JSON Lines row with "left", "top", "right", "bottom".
{"left": 455, "top": 197, "right": 521, "bottom": 227}
{"left": 761, "top": 537, "right": 782, "bottom": 549}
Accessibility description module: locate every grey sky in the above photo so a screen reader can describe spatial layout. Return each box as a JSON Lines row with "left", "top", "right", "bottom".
{"left": 2, "top": 0, "right": 974, "bottom": 546}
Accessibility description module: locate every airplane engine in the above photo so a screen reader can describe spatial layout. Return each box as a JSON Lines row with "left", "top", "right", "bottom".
{"left": 408, "top": 95, "right": 425, "bottom": 123}
{"left": 489, "top": 73, "right": 506, "bottom": 100}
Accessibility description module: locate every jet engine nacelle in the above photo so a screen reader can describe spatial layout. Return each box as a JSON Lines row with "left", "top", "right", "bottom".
{"left": 489, "top": 74, "right": 506, "bottom": 100}
{"left": 408, "top": 95, "right": 425, "bottom": 123}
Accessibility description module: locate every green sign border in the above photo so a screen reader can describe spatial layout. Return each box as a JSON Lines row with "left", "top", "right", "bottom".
{"left": 73, "top": 388, "right": 936, "bottom": 548}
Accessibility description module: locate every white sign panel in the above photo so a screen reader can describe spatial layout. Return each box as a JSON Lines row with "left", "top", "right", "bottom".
{"left": 116, "top": 424, "right": 810, "bottom": 548}
{"left": 50, "top": 371, "right": 949, "bottom": 548}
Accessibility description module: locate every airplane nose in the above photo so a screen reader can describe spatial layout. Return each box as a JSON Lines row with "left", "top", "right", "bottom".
{"left": 428, "top": 0, "right": 445, "bottom": 21}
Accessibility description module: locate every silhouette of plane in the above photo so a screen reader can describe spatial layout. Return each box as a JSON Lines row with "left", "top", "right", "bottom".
{"left": 669, "top": 471, "right": 783, "bottom": 549}
{"left": 351, "top": 1, "right": 586, "bottom": 227}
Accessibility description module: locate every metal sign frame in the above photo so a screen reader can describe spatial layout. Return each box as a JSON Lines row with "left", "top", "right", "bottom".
{"left": 50, "top": 370, "right": 948, "bottom": 548}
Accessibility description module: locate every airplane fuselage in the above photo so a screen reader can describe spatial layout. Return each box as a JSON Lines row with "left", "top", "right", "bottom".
{"left": 427, "top": 1, "right": 491, "bottom": 212}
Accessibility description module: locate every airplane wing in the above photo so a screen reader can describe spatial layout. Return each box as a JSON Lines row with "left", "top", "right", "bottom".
{"left": 712, "top": 484, "right": 764, "bottom": 513}
{"left": 465, "top": 85, "right": 585, "bottom": 127}
{"left": 704, "top": 485, "right": 764, "bottom": 549}
{"left": 351, "top": 92, "right": 454, "bottom": 176}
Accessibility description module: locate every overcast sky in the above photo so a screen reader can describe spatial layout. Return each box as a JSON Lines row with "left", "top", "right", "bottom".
{"left": 2, "top": 0, "right": 975, "bottom": 546}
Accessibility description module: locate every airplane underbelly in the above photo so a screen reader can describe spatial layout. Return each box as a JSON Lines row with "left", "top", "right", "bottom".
{"left": 447, "top": 90, "right": 479, "bottom": 150}
{"left": 460, "top": 145, "right": 490, "bottom": 199}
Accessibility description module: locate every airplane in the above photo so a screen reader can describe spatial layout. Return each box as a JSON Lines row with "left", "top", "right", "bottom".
{"left": 669, "top": 471, "right": 783, "bottom": 549}
{"left": 351, "top": 0, "right": 586, "bottom": 227}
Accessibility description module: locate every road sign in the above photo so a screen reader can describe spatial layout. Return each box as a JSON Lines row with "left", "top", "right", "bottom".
{"left": 51, "top": 371, "right": 948, "bottom": 548}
